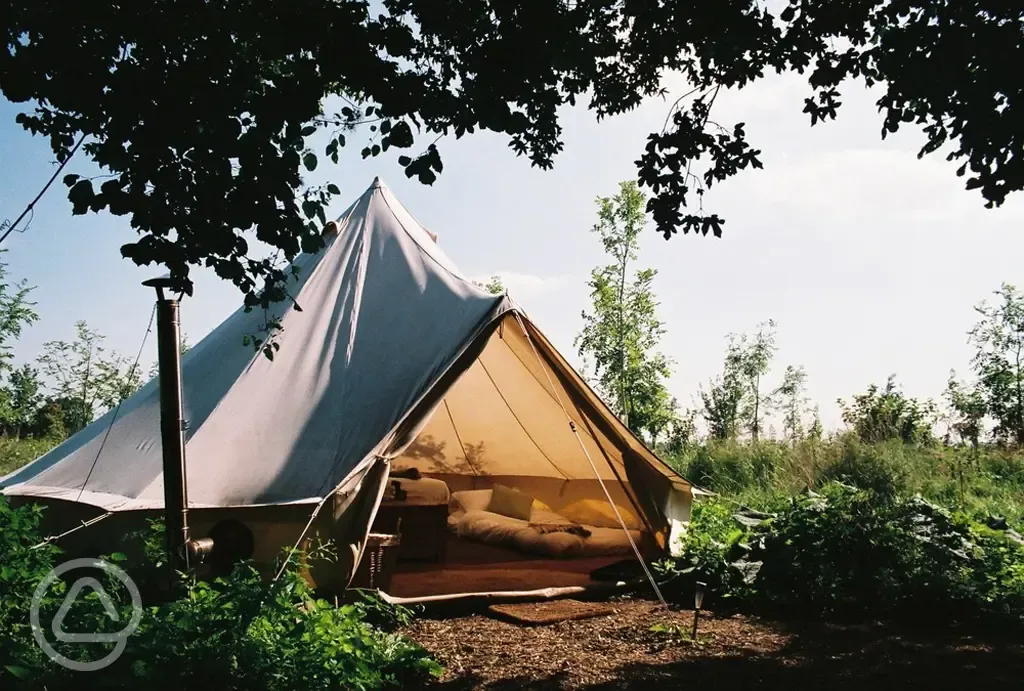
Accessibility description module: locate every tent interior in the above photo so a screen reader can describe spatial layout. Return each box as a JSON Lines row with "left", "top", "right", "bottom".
{"left": 367, "top": 311, "right": 692, "bottom": 600}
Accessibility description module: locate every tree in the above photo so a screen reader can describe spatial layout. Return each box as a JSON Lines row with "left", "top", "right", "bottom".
{"left": 700, "top": 366, "right": 745, "bottom": 442}
{"left": 807, "top": 405, "right": 824, "bottom": 442}
{"left": 726, "top": 320, "right": 778, "bottom": 441}
{"left": 4, "top": 2, "right": 1020, "bottom": 325}
{"left": 474, "top": 276, "right": 505, "bottom": 295}
{"left": 943, "top": 372, "right": 987, "bottom": 449}
{"left": 968, "top": 283, "right": 1024, "bottom": 446}
{"left": 0, "top": 364, "right": 43, "bottom": 438}
{"left": 663, "top": 407, "right": 698, "bottom": 455}
{"left": 37, "top": 321, "right": 140, "bottom": 434}
{"left": 838, "top": 375, "right": 935, "bottom": 445}
{"left": 575, "top": 180, "right": 675, "bottom": 443}
{"left": 774, "top": 364, "right": 810, "bottom": 442}
{"left": 0, "top": 251, "right": 39, "bottom": 375}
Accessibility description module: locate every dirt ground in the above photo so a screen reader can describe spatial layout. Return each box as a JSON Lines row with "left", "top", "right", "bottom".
{"left": 402, "top": 596, "right": 1024, "bottom": 690}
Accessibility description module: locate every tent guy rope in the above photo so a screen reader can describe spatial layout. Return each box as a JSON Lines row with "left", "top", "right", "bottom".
{"left": 511, "top": 312, "right": 669, "bottom": 609}
{"left": 75, "top": 301, "right": 158, "bottom": 504}
{"left": 0, "top": 134, "right": 86, "bottom": 245}
{"left": 30, "top": 511, "right": 113, "bottom": 550}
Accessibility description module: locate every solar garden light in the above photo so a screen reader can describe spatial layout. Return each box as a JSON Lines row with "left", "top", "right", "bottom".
{"left": 692, "top": 580, "right": 707, "bottom": 640}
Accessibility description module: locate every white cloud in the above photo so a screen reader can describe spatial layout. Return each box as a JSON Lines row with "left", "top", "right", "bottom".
{"left": 730, "top": 148, "right": 1024, "bottom": 227}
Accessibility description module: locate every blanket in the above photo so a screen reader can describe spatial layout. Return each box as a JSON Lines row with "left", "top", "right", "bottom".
{"left": 528, "top": 522, "right": 592, "bottom": 538}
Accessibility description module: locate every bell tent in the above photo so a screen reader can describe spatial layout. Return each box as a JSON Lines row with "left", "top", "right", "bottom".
{"left": 1, "top": 178, "right": 692, "bottom": 599}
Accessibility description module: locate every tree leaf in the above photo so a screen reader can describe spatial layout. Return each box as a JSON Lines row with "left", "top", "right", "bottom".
{"left": 327, "top": 183, "right": 340, "bottom": 195}
{"left": 302, "top": 153, "right": 318, "bottom": 171}
{"left": 4, "top": 665, "right": 32, "bottom": 680}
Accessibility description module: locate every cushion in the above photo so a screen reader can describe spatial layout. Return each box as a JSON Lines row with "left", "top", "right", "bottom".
{"left": 450, "top": 489, "right": 493, "bottom": 513}
{"left": 486, "top": 484, "right": 535, "bottom": 521}
{"left": 451, "top": 488, "right": 555, "bottom": 518}
{"left": 558, "top": 498, "right": 643, "bottom": 530}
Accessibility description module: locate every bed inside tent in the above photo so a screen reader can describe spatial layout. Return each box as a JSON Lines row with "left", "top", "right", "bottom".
{"left": 367, "top": 311, "right": 692, "bottom": 601}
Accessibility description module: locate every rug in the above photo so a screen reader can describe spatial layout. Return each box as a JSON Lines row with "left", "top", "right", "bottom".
{"left": 487, "top": 599, "right": 616, "bottom": 626}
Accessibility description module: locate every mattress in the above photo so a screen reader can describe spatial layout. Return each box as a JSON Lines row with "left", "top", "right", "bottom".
{"left": 382, "top": 477, "right": 450, "bottom": 506}
{"left": 449, "top": 509, "right": 643, "bottom": 559}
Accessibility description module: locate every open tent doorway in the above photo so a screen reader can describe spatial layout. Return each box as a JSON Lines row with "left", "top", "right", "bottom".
{"left": 371, "top": 310, "right": 692, "bottom": 600}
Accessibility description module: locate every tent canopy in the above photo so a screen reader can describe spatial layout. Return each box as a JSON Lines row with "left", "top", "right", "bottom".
{"left": 1, "top": 178, "right": 690, "bottom": 546}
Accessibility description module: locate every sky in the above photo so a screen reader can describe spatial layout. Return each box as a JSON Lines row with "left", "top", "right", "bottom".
{"left": 1, "top": 71, "right": 1023, "bottom": 433}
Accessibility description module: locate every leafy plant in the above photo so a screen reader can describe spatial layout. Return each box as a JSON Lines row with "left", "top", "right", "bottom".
{"left": 649, "top": 621, "right": 708, "bottom": 647}
{"left": 748, "top": 483, "right": 1024, "bottom": 620}
{"left": 0, "top": 498, "right": 441, "bottom": 690}
{"left": 838, "top": 375, "right": 936, "bottom": 446}
{"left": 657, "top": 498, "right": 752, "bottom": 602}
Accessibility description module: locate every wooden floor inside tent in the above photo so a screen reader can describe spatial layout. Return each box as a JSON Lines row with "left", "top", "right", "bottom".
{"left": 385, "top": 533, "right": 630, "bottom": 599}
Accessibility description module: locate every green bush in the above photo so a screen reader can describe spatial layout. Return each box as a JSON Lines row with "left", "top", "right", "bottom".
{"left": 0, "top": 437, "right": 61, "bottom": 477}
{"left": 0, "top": 496, "right": 441, "bottom": 690}
{"left": 656, "top": 498, "right": 752, "bottom": 602}
{"left": 747, "top": 484, "right": 1024, "bottom": 620}
{"left": 0, "top": 498, "right": 64, "bottom": 683}
{"left": 819, "top": 436, "right": 911, "bottom": 499}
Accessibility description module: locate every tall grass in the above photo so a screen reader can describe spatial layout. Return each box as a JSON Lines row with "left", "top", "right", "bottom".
{"left": 664, "top": 433, "right": 1024, "bottom": 524}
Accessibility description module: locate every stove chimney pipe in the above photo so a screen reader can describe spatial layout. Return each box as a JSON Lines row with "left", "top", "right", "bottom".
{"left": 143, "top": 276, "right": 191, "bottom": 576}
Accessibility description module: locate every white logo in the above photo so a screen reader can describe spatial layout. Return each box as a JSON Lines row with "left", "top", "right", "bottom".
{"left": 30, "top": 558, "right": 144, "bottom": 672}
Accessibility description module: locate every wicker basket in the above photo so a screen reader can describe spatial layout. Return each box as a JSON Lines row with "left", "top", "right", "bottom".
{"left": 351, "top": 530, "right": 401, "bottom": 592}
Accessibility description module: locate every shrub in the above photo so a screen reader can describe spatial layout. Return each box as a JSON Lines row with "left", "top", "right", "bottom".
{"left": 0, "top": 498, "right": 64, "bottom": 684}
{"left": 656, "top": 498, "right": 753, "bottom": 603}
{"left": 0, "top": 437, "right": 61, "bottom": 477}
{"left": 820, "top": 436, "right": 910, "bottom": 499}
{"left": 0, "top": 496, "right": 441, "bottom": 690}
{"left": 748, "top": 483, "right": 1024, "bottom": 620}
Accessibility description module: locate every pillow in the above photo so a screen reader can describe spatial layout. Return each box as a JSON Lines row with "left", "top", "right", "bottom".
{"left": 529, "top": 507, "right": 575, "bottom": 526}
{"left": 486, "top": 484, "right": 535, "bottom": 521}
{"left": 451, "top": 488, "right": 554, "bottom": 517}
{"left": 450, "top": 489, "right": 493, "bottom": 513}
{"left": 559, "top": 499, "right": 642, "bottom": 530}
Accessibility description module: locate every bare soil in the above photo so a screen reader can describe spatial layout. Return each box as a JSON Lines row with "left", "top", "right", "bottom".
{"left": 402, "top": 596, "right": 1024, "bottom": 690}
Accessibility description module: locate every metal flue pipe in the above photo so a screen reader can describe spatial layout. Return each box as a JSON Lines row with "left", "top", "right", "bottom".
{"left": 143, "top": 276, "right": 191, "bottom": 576}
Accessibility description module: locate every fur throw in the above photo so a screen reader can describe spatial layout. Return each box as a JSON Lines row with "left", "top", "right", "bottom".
{"left": 390, "top": 467, "right": 422, "bottom": 480}
{"left": 529, "top": 522, "right": 592, "bottom": 538}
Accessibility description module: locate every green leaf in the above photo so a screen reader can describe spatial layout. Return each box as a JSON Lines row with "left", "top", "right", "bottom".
{"left": 327, "top": 183, "right": 340, "bottom": 195}
{"left": 301, "top": 125, "right": 317, "bottom": 137}
{"left": 303, "top": 153, "right": 318, "bottom": 171}
{"left": 68, "top": 179, "right": 95, "bottom": 214}
{"left": 4, "top": 665, "right": 32, "bottom": 679}
{"left": 62, "top": 173, "right": 80, "bottom": 187}
{"left": 398, "top": 155, "right": 412, "bottom": 166}
{"left": 109, "top": 551, "right": 128, "bottom": 562}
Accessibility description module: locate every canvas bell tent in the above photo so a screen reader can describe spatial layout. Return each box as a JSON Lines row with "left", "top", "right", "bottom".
{"left": 1, "top": 178, "right": 692, "bottom": 599}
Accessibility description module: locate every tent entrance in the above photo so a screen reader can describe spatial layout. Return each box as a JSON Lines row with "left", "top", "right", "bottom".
{"left": 366, "top": 312, "right": 686, "bottom": 599}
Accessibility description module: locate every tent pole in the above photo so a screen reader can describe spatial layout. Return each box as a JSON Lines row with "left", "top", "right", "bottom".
{"left": 144, "top": 277, "right": 191, "bottom": 577}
